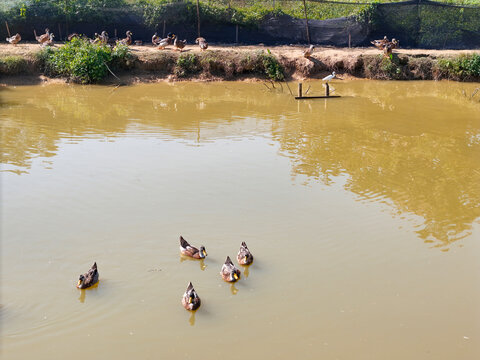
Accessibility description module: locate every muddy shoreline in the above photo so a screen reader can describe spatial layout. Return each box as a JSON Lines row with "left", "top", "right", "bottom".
{"left": 1, "top": 44, "right": 479, "bottom": 85}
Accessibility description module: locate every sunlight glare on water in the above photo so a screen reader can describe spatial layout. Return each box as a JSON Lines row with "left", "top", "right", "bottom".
{"left": 1, "top": 81, "right": 479, "bottom": 360}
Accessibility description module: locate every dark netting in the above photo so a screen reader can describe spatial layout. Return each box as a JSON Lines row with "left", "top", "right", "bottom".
{"left": 0, "top": 0, "right": 479, "bottom": 48}
{"left": 372, "top": 0, "right": 480, "bottom": 48}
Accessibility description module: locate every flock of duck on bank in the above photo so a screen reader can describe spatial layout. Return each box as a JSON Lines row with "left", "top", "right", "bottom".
{"left": 6, "top": 28, "right": 208, "bottom": 52}
{"left": 6, "top": 28, "right": 395, "bottom": 57}
{"left": 76, "top": 237, "right": 254, "bottom": 312}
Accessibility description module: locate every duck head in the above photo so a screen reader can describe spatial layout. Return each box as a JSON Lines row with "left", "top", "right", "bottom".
{"left": 232, "top": 270, "right": 240, "bottom": 281}
{"left": 199, "top": 246, "right": 207, "bottom": 258}
{"left": 77, "top": 274, "right": 85, "bottom": 288}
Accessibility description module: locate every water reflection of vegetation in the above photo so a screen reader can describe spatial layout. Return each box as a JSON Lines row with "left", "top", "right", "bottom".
{"left": 1, "top": 82, "right": 479, "bottom": 248}
{"left": 272, "top": 82, "right": 480, "bottom": 248}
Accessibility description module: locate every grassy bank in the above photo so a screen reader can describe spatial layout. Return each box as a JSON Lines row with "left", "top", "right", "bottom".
{"left": 1, "top": 43, "right": 479, "bottom": 83}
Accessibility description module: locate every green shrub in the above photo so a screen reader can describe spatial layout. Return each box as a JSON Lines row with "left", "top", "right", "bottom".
{"left": 438, "top": 54, "right": 480, "bottom": 79}
{"left": 260, "top": 52, "right": 284, "bottom": 81}
{"left": 0, "top": 55, "right": 28, "bottom": 74}
{"left": 175, "top": 53, "right": 199, "bottom": 77}
{"left": 37, "top": 37, "right": 133, "bottom": 83}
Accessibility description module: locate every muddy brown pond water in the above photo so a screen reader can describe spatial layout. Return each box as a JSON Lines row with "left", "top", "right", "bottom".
{"left": 1, "top": 81, "right": 479, "bottom": 359}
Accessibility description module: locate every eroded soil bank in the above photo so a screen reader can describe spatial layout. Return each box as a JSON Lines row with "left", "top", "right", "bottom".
{"left": 1, "top": 44, "right": 479, "bottom": 84}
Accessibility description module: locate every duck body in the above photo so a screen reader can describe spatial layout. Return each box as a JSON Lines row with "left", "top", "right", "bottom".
{"left": 220, "top": 256, "right": 241, "bottom": 282}
{"left": 195, "top": 37, "right": 208, "bottom": 51}
{"left": 174, "top": 37, "right": 186, "bottom": 52}
{"left": 34, "top": 28, "right": 50, "bottom": 46}
{"left": 180, "top": 236, "right": 207, "bottom": 259}
{"left": 77, "top": 262, "right": 99, "bottom": 289}
{"left": 152, "top": 32, "right": 160, "bottom": 45}
{"left": 46, "top": 33, "right": 55, "bottom": 46}
{"left": 383, "top": 39, "right": 398, "bottom": 58}
{"left": 157, "top": 33, "right": 174, "bottom": 49}
{"left": 100, "top": 31, "right": 109, "bottom": 45}
{"left": 303, "top": 44, "right": 315, "bottom": 58}
{"left": 6, "top": 33, "right": 21, "bottom": 46}
{"left": 237, "top": 242, "right": 254, "bottom": 265}
{"left": 371, "top": 36, "right": 389, "bottom": 50}
{"left": 67, "top": 33, "right": 81, "bottom": 41}
{"left": 182, "top": 282, "right": 201, "bottom": 311}
{"left": 119, "top": 31, "right": 133, "bottom": 46}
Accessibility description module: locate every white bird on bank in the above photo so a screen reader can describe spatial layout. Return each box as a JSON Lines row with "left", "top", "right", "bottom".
{"left": 322, "top": 71, "right": 336, "bottom": 82}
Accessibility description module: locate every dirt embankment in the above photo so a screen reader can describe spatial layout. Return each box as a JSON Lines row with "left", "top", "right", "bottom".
{"left": 1, "top": 43, "right": 479, "bottom": 85}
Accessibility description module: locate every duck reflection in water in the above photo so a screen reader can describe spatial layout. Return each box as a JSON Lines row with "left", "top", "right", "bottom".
{"left": 241, "top": 265, "right": 250, "bottom": 278}
{"left": 77, "top": 281, "right": 99, "bottom": 303}
{"left": 179, "top": 255, "right": 207, "bottom": 271}
{"left": 189, "top": 311, "right": 196, "bottom": 326}
{"left": 78, "top": 290, "right": 86, "bottom": 303}
{"left": 230, "top": 283, "right": 239, "bottom": 295}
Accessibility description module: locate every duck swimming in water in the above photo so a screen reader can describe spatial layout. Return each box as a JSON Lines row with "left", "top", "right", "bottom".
{"left": 179, "top": 236, "right": 207, "bottom": 259}
{"left": 76, "top": 262, "right": 99, "bottom": 289}
{"left": 220, "top": 256, "right": 241, "bottom": 282}
{"left": 182, "top": 282, "right": 201, "bottom": 311}
{"left": 237, "top": 241, "right": 254, "bottom": 265}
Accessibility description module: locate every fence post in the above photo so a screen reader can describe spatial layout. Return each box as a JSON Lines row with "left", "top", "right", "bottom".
{"left": 236, "top": 24, "right": 239, "bottom": 43}
{"left": 302, "top": 0, "right": 310, "bottom": 45}
{"left": 162, "top": 20, "right": 166, "bottom": 38}
{"left": 196, "top": 0, "right": 201, "bottom": 38}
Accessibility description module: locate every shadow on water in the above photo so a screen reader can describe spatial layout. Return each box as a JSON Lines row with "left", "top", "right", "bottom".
{"left": 77, "top": 281, "right": 99, "bottom": 303}
{"left": 179, "top": 256, "right": 207, "bottom": 271}
{"left": 1, "top": 82, "right": 479, "bottom": 249}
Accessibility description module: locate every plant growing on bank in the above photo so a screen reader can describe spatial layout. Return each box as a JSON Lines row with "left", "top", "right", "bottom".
{"left": 260, "top": 52, "right": 284, "bottom": 81}
{"left": 175, "top": 53, "right": 200, "bottom": 77}
{"left": 0, "top": 55, "right": 28, "bottom": 74}
{"left": 38, "top": 37, "right": 133, "bottom": 83}
{"left": 438, "top": 54, "right": 480, "bottom": 79}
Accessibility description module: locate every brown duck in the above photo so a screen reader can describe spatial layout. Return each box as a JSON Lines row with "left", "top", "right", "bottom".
{"left": 174, "top": 37, "right": 186, "bottom": 52}
{"left": 303, "top": 45, "right": 315, "bottom": 58}
{"left": 371, "top": 35, "right": 389, "bottom": 50}
{"left": 179, "top": 236, "right": 207, "bottom": 259}
{"left": 237, "top": 241, "right": 254, "bottom": 265}
{"left": 220, "top": 256, "right": 241, "bottom": 282}
{"left": 119, "top": 30, "right": 133, "bottom": 46}
{"left": 195, "top": 37, "right": 208, "bottom": 51}
{"left": 182, "top": 282, "right": 201, "bottom": 311}
{"left": 34, "top": 28, "right": 50, "bottom": 46}
{"left": 6, "top": 33, "right": 21, "bottom": 46}
{"left": 77, "top": 262, "right": 99, "bottom": 289}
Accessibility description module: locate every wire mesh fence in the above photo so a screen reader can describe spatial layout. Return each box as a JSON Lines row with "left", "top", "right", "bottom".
{"left": 1, "top": 0, "right": 479, "bottom": 48}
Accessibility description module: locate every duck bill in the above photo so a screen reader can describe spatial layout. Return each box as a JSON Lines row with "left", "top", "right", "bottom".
{"left": 77, "top": 280, "right": 82, "bottom": 288}
{"left": 188, "top": 296, "right": 193, "bottom": 304}
{"left": 202, "top": 250, "right": 207, "bottom": 257}
{"left": 233, "top": 273, "right": 239, "bottom": 280}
